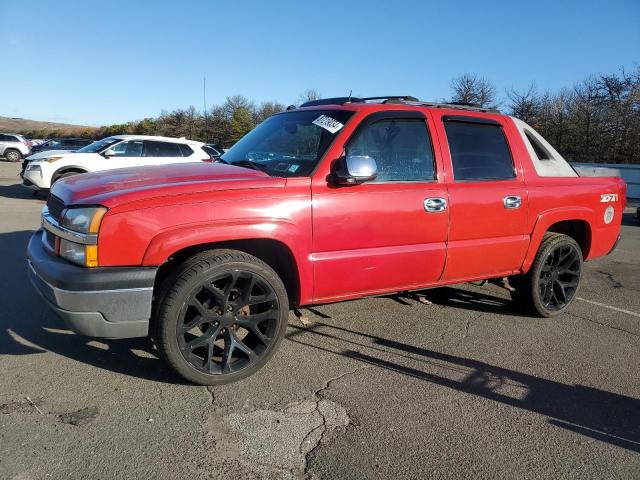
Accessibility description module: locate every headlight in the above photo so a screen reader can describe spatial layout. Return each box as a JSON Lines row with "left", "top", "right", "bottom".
{"left": 61, "top": 207, "right": 107, "bottom": 234}
{"left": 46, "top": 156, "right": 63, "bottom": 163}
{"left": 26, "top": 164, "right": 42, "bottom": 174}
{"left": 59, "top": 239, "right": 99, "bottom": 267}
{"left": 58, "top": 206, "right": 107, "bottom": 267}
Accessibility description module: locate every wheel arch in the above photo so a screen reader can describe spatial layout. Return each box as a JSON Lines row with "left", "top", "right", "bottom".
{"left": 521, "top": 208, "right": 594, "bottom": 273}
{"left": 52, "top": 165, "right": 88, "bottom": 181}
{"left": 3, "top": 148, "right": 21, "bottom": 159}
{"left": 153, "top": 238, "right": 302, "bottom": 307}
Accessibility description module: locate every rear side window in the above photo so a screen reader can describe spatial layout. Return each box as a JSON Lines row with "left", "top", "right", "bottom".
{"left": 524, "top": 130, "right": 551, "bottom": 160}
{"left": 144, "top": 141, "right": 182, "bottom": 157}
{"left": 179, "top": 143, "right": 194, "bottom": 157}
{"left": 444, "top": 121, "right": 515, "bottom": 181}
{"left": 347, "top": 118, "right": 435, "bottom": 182}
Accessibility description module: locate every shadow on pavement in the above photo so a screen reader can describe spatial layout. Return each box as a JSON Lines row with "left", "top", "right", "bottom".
{"left": 0, "top": 182, "right": 44, "bottom": 200}
{"left": 286, "top": 317, "right": 640, "bottom": 454}
{"left": 0, "top": 230, "right": 187, "bottom": 384}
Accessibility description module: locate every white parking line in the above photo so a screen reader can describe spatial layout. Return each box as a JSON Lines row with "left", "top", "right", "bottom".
{"left": 577, "top": 297, "right": 640, "bottom": 318}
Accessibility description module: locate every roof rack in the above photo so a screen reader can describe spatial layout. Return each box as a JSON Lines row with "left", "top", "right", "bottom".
{"left": 299, "top": 96, "right": 499, "bottom": 113}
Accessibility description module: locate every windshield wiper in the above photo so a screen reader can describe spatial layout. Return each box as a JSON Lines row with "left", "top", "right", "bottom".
{"left": 230, "top": 159, "right": 269, "bottom": 173}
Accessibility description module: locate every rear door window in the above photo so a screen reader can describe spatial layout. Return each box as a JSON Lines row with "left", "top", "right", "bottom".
{"left": 444, "top": 120, "right": 515, "bottom": 181}
{"left": 143, "top": 141, "right": 182, "bottom": 157}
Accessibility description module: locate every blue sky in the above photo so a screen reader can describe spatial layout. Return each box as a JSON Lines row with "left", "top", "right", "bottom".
{"left": 1, "top": 0, "right": 638, "bottom": 126}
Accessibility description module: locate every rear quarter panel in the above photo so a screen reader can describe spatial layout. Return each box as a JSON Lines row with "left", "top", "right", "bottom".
{"left": 521, "top": 176, "right": 625, "bottom": 272}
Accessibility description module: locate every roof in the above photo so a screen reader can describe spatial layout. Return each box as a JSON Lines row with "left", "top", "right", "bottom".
{"left": 108, "top": 135, "right": 204, "bottom": 146}
{"left": 297, "top": 96, "right": 501, "bottom": 114}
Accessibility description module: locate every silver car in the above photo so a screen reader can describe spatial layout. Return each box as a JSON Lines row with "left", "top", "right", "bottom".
{"left": 0, "top": 133, "right": 31, "bottom": 162}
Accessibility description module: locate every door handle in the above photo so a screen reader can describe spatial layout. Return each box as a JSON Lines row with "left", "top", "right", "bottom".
{"left": 424, "top": 197, "right": 447, "bottom": 212}
{"left": 503, "top": 195, "right": 522, "bottom": 209}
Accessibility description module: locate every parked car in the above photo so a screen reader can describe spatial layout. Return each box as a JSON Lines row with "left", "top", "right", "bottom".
{"left": 21, "top": 135, "right": 210, "bottom": 191}
{"left": 27, "top": 96, "right": 625, "bottom": 385}
{"left": 30, "top": 137, "right": 93, "bottom": 155}
{"left": 202, "top": 143, "right": 225, "bottom": 159}
{"left": 0, "top": 133, "right": 31, "bottom": 162}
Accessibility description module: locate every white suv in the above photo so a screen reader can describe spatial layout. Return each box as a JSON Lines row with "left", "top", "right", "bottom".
{"left": 22, "top": 135, "right": 211, "bottom": 191}
{"left": 0, "top": 133, "right": 31, "bottom": 162}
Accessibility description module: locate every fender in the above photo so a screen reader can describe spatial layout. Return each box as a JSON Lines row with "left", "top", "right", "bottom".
{"left": 142, "top": 218, "right": 313, "bottom": 304}
{"left": 520, "top": 206, "right": 594, "bottom": 273}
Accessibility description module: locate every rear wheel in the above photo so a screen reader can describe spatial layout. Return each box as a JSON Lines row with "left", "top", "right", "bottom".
{"left": 153, "top": 249, "right": 289, "bottom": 385}
{"left": 510, "top": 233, "right": 582, "bottom": 317}
{"left": 4, "top": 149, "right": 21, "bottom": 162}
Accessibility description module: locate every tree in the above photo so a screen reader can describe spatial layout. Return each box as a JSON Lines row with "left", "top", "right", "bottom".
{"left": 254, "top": 101, "right": 285, "bottom": 124}
{"left": 229, "top": 106, "right": 255, "bottom": 145}
{"left": 450, "top": 73, "right": 497, "bottom": 108}
{"left": 297, "top": 88, "right": 321, "bottom": 105}
{"left": 505, "top": 83, "right": 538, "bottom": 123}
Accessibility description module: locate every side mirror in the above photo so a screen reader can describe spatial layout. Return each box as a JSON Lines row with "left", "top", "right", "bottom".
{"left": 103, "top": 148, "right": 115, "bottom": 158}
{"left": 333, "top": 154, "right": 378, "bottom": 185}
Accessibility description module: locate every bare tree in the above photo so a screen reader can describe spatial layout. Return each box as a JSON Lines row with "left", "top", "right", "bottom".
{"left": 450, "top": 73, "right": 497, "bottom": 108}
{"left": 254, "top": 101, "right": 285, "bottom": 124}
{"left": 297, "top": 88, "right": 321, "bottom": 105}
{"left": 505, "top": 83, "right": 538, "bottom": 123}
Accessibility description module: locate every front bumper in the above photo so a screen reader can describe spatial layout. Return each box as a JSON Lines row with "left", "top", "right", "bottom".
{"left": 21, "top": 168, "right": 47, "bottom": 190}
{"left": 27, "top": 231, "right": 157, "bottom": 338}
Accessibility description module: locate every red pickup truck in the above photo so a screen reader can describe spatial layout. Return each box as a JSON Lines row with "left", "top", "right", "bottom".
{"left": 27, "top": 96, "right": 625, "bottom": 385}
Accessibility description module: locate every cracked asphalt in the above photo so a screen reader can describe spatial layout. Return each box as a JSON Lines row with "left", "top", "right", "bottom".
{"left": 0, "top": 161, "right": 638, "bottom": 479}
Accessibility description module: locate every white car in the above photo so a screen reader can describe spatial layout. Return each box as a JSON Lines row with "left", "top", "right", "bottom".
{"left": 0, "top": 133, "right": 31, "bottom": 161}
{"left": 21, "top": 135, "right": 211, "bottom": 191}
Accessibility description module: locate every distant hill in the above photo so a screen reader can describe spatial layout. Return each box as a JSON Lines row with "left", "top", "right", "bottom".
{"left": 0, "top": 116, "right": 95, "bottom": 135}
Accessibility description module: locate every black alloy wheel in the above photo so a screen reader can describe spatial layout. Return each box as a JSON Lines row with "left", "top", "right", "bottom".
{"left": 537, "top": 243, "right": 581, "bottom": 311}
{"left": 154, "top": 250, "right": 289, "bottom": 385}
{"left": 510, "top": 233, "right": 583, "bottom": 317}
{"left": 178, "top": 270, "right": 280, "bottom": 375}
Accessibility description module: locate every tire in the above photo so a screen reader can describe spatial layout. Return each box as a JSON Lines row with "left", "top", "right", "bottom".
{"left": 153, "top": 249, "right": 289, "bottom": 385}
{"left": 52, "top": 171, "right": 81, "bottom": 185}
{"left": 4, "top": 149, "right": 22, "bottom": 162}
{"left": 510, "top": 233, "right": 583, "bottom": 317}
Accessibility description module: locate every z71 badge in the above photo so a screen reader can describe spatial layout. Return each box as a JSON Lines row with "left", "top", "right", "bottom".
{"left": 600, "top": 193, "right": 618, "bottom": 202}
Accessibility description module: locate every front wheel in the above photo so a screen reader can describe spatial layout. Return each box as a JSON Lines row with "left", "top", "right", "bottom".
{"left": 153, "top": 250, "right": 289, "bottom": 385}
{"left": 4, "top": 149, "right": 22, "bottom": 162}
{"left": 510, "top": 233, "right": 583, "bottom": 317}
{"left": 51, "top": 171, "right": 81, "bottom": 185}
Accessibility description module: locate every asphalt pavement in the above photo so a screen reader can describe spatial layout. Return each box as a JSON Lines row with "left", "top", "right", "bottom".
{"left": 0, "top": 161, "right": 638, "bottom": 480}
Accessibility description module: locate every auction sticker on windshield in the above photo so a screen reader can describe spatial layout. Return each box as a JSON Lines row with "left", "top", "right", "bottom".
{"left": 312, "top": 115, "right": 344, "bottom": 134}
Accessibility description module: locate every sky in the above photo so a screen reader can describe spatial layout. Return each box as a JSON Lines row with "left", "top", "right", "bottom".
{"left": 1, "top": 0, "right": 638, "bottom": 126}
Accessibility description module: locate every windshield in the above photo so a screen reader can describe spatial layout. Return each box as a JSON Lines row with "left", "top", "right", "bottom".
{"left": 77, "top": 137, "right": 122, "bottom": 153}
{"left": 220, "top": 110, "right": 354, "bottom": 177}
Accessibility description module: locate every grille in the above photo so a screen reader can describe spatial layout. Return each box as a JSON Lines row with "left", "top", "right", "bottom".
{"left": 21, "top": 160, "right": 28, "bottom": 175}
{"left": 47, "top": 195, "right": 65, "bottom": 220}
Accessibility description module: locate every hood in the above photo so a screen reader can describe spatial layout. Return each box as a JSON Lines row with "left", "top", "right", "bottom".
{"left": 27, "top": 149, "right": 73, "bottom": 160}
{"left": 51, "top": 162, "right": 284, "bottom": 207}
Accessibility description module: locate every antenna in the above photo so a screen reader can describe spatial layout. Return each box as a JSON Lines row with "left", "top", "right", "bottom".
{"left": 203, "top": 77, "right": 208, "bottom": 143}
{"left": 347, "top": 89, "right": 352, "bottom": 103}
